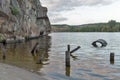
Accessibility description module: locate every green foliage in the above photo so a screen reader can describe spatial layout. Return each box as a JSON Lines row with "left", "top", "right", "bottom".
{"left": 10, "top": 7, "right": 19, "bottom": 16}
{"left": 52, "top": 20, "right": 120, "bottom": 32}
{"left": 0, "top": 34, "right": 4, "bottom": 41}
{"left": 108, "top": 20, "right": 116, "bottom": 28}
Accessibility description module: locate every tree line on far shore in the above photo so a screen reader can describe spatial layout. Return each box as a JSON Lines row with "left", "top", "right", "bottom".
{"left": 52, "top": 20, "right": 120, "bottom": 32}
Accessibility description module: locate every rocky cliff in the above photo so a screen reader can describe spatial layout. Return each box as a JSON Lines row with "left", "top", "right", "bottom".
{"left": 0, "top": 0, "right": 51, "bottom": 40}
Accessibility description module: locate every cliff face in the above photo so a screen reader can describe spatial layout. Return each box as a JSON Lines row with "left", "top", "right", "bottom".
{"left": 0, "top": 0, "right": 51, "bottom": 40}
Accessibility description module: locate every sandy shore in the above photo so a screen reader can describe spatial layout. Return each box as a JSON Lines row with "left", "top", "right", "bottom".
{"left": 0, "top": 63, "right": 47, "bottom": 80}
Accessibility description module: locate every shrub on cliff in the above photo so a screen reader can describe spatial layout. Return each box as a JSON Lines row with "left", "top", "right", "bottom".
{"left": 0, "top": 34, "right": 5, "bottom": 41}
{"left": 10, "top": 7, "right": 19, "bottom": 16}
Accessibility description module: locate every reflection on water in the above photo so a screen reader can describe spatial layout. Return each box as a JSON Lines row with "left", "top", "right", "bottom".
{"left": 0, "top": 32, "right": 120, "bottom": 80}
{"left": 0, "top": 36, "right": 51, "bottom": 74}
{"left": 110, "top": 60, "right": 114, "bottom": 64}
{"left": 65, "top": 67, "right": 70, "bottom": 77}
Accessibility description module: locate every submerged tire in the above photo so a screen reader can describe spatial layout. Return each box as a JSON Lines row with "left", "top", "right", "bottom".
{"left": 92, "top": 39, "right": 107, "bottom": 47}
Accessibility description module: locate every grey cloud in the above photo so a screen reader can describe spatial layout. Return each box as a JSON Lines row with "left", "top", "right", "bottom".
{"left": 79, "top": 0, "right": 112, "bottom": 6}
{"left": 41, "top": 0, "right": 115, "bottom": 23}
{"left": 51, "top": 17, "right": 67, "bottom": 23}
{"left": 48, "top": 13, "right": 67, "bottom": 23}
{"left": 41, "top": 0, "right": 115, "bottom": 12}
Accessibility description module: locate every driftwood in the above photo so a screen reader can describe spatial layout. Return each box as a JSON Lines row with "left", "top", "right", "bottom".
{"left": 70, "top": 46, "right": 80, "bottom": 54}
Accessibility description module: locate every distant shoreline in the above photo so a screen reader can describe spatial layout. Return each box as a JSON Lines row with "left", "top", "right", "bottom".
{"left": 51, "top": 20, "right": 120, "bottom": 32}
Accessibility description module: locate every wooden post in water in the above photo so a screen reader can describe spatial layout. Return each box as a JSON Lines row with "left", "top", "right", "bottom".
{"left": 65, "top": 45, "right": 70, "bottom": 67}
{"left": 67, "top": 45, "right": 70, "bottom": 52}
{"left": 65, "top": 45, "right": 80, "bottom": 76}
{"left": 31, "top": 42, "right": 39, "bottom": 56}
{"left": 66, "top": 51, "right": 70, "bottom": 67}
{"left": 110, "top": 52, "right": 115, "bottom": 64}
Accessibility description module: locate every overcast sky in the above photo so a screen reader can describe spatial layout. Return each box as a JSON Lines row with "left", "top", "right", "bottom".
{"left": 40, "top": 0, "right": 120, "bottom": 25}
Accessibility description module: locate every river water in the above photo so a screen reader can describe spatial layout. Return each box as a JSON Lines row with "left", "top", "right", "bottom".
{"left": 0, "top": 32, "right": 120, "bottom": 80}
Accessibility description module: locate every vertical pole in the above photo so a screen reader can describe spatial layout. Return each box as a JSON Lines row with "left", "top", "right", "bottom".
{"left": 67, "top": 45, "right": 70, "bottom": 52}
{"left": 66, "top": 45, "right": 70, "bottom": 67}
{"left": 110, "top": 52, "right": 115, "bottom": 64}
{"left": 66, "top": 51, "right": 70, "bottom": 67}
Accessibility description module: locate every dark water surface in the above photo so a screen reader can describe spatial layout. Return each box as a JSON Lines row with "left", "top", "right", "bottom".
{"left": 0, "top": 32, "right": 120, "bottom": 80}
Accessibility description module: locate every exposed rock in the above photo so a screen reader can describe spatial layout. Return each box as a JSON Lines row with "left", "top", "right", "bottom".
{"left": 0, "top": 0, "right": 51, "bottom": 40}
